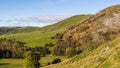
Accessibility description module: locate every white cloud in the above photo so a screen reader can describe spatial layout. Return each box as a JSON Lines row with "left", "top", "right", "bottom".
{"left": 0, "top": 15, "right": 72, "bottom": 27}
{"left": 14, "top": 15, "right": 71, "bottom": 23}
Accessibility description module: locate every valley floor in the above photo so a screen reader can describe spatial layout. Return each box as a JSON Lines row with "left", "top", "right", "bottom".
{"left": 0, "top": 55, "right": 66, "bottom": 68}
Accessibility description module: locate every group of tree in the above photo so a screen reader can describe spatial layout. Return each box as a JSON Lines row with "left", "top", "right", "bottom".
{"left": 53, "top": 24, "right": 119, "bottom": 57}
{"left": 0, "top": 38, "right": 51, "bottom": 59}
{"left": 0, "top": 38, "right": 26, "bottom": 58}
{"left": 53, "top": 33, "right": 85, "bottom": 57}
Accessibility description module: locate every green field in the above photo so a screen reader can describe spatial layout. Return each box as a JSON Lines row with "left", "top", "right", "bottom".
{"left": 0, "top": 15, "right": 90, "bottom": 47}
{"left": 0, "top": 55, "right": 66, "bottom": 68}
{"left": 0, "top": 59, "right": 23, "bottom": 68}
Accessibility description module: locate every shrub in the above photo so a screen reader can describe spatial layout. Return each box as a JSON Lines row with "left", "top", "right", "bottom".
{"left": 52, "top": 58, "right": 61, "bottom": 64}
{"left": 47, "top": 62, "right": 51, "bottom": 65}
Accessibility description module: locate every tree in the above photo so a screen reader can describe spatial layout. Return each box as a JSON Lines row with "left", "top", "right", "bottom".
{"left": 23, "top": 51, "right": 40, "bottom": 68}
{"left": 33, "top": 53, "right": 41, "bottom": 68}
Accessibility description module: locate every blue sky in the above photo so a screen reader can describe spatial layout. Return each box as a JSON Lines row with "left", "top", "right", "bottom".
{"left": 0, "top": 0, "right": 120, "bottom": 27}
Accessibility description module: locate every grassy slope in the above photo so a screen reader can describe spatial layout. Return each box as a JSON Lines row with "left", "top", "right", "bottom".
{"left": 43, "top": 36, "right": 120, "bottom": 68}
{"left": 0, "top": 15, "right": 90, "bottom": 47}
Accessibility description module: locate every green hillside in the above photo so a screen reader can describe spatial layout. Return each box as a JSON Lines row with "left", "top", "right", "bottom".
{"left": 43, "top": 4, "right": 120, "bottom": 68}
{"left": 0, "top": 15, "right": 90, "bottom": 47}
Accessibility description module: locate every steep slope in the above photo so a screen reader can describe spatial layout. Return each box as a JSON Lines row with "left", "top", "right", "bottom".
{"left": 65, "top": 4, "right": 120, "bottom": 44}
{"left": 44, "top": 4, "right": 120, "bottom": 68}
{"left": 54, "top": 4, "right": 120, "bottom": 56}
{"left": 0, "top": 15, "right": 90, "bottom": 47}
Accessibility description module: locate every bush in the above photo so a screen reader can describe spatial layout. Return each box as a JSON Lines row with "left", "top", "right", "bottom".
{"left": 52, "top": 58, "right": 61, "bottom": 64}
{"left": 47, "top": 62, "right": 51, "bottom": 65}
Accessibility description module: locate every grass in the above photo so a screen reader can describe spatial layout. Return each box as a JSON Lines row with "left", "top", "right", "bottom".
{"left": 2, "top": 31, "right": 57, "bottom": 47}
{"left": 0, "top": 59, "right": 23, "bottom": 68}
{"left": 101, "top": 60, "right": 111, "bottom": 68}
{"left": 0, "top": 55, "right": 66, "bottom": 68}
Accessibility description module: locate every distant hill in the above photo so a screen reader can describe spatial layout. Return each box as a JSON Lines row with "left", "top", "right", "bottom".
{"left": 0, "top": 27, "right": 41, "bottom": 35}
{"left": 44, "top": 4, "right": 120, "bottom": 68}
{"left": 0, "top": 27, "right": 20, "bottom": 35}
{"left": 8, "top": 27, "right": 41, "bottom": 34}
{"left": 0, "top": 15, "right": 90, "bottom": 47}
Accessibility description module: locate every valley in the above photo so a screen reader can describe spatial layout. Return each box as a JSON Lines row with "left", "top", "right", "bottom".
{"left": 0, "top": 1, "right": 120, "bottom": 68}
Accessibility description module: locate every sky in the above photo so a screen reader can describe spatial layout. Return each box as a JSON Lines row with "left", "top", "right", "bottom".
{"left": 0, "top": 0, "right": 120, "bottom": 27}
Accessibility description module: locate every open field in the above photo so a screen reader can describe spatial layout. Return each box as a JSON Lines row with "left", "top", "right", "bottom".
{"left": 0, "top": 59, "right": 23, "bottom": 68}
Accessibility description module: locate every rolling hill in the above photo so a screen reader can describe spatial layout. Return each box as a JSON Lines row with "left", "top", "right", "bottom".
{"left": 0, "top": 15, "right": 90, "bottom": 47}
{"left": 43, "top": 4, "right": 120, "bottom": 68}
